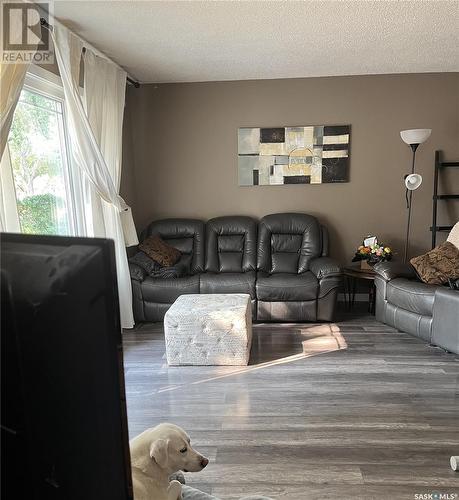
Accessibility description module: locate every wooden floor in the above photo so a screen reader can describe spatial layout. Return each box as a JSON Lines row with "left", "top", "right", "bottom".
{"left": 123, "top": 306, "right": 459, "bottom": 499}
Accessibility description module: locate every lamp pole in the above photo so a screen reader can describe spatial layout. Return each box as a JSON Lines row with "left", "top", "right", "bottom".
{"left": 403, "top": 144, "right": 419, "bottom": 263}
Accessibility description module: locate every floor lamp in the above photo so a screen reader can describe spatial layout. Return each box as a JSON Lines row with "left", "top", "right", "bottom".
{"left": 400, "top": 129, "right": 432, "bottom": 263}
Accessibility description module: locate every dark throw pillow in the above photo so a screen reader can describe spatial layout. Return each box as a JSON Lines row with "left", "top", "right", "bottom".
{"left": 410, "top": 241, "right": 459, "bottom": 285}
{"left": 139, "top": 235, "right": 181, "bottom": 267}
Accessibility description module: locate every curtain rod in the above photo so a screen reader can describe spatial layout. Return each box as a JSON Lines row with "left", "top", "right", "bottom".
{"left": 40, "top": 17, "right": 140, "bottom": 88}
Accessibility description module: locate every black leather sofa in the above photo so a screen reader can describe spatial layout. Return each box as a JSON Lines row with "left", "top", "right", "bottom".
{"left": 130, "top": 213, "right": 342, "bottom": 323}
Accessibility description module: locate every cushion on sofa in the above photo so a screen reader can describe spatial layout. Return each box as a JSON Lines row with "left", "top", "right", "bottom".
{"left": 386, "top": 278, "right": 437, "bottom": 316}
{"left": 256, "top": 271, "right": 318, "bottom": 301}
{"left": 200, "top": 271, "right": 256, "bottom": 298}
{"left": 139, "top": 235, "right": 181, "bottom": 267}
{"left": 410, "top": 241, "right": 459, "bottom": 285}
{"left": 141, "top": 275, "right": 200, "bottom": 303}
{"left": 205, "top": 216, "right": 257, "bottom": 273}
{"left": 257, "top": 214, "right": 322, "bottom": 274}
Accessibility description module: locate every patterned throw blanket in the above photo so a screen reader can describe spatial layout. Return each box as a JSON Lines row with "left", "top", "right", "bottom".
{"left": 129, "top": 251, "right": 186, "bottom": 280}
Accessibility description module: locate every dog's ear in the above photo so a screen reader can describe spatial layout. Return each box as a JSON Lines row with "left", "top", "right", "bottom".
{"left": 150, "top": 438, "right": 169, "bottom": 468}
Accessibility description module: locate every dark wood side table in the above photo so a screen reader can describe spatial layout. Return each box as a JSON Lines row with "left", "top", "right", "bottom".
{"left": 343, "top": 264, "right": 377, "bottom": 314}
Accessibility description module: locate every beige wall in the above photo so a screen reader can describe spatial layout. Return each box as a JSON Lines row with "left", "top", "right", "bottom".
{"left": 122, "top": 73, "right": 459, "bottom": 262}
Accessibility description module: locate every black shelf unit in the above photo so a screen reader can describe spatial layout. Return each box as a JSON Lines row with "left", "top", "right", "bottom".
{"left": 431, "top": 150, "right": 459, "bottom": 248}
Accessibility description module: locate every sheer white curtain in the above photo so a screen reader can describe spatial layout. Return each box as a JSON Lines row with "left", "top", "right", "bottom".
{"left": 82, "top": 50, "right": 136, "bottom": 329}
{"left": 0, "top": 63, "right": 28, "bottom": 159}
{"left": 51, "top": 24, "right": 138, "bottom": 328}
{"left": 0, "top": 147, "right": 21, "bottom": 232}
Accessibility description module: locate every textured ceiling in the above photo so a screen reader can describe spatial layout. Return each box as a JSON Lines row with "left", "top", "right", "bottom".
{"left": 53, "top": 0, "right": 459, "bottom": 84}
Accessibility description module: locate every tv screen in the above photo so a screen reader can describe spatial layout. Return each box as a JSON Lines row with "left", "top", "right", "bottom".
{"left": 1, "top": 233, "right": 133, "bottom": 500}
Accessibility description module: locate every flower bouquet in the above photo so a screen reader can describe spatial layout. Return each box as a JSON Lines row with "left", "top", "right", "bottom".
{"left": 352, "top": 236, "right": 392, "bottom": 270}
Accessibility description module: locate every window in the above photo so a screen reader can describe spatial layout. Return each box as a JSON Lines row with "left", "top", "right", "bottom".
{"left": 7, "top": 66, "right": 85, "bottom": 236}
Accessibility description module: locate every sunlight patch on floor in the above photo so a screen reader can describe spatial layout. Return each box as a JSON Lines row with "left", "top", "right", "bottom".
{"left": 157, "top": 325, "right": 347, "bottom": 394}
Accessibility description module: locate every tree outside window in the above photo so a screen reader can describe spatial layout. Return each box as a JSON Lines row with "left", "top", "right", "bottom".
{"left": 8, "top": 88, "right": 72, "bottom": 235}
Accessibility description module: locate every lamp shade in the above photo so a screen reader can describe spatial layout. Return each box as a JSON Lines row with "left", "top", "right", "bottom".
{"left": 400, "top": 129, "right": 431, "bottom": 145}
{"left": 405, "top": 173, "right": 423, "bottom": 191}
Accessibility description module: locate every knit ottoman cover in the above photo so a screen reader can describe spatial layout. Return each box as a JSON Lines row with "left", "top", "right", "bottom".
{"left": 164, "top": 294, "right": 252, "bottom": 366}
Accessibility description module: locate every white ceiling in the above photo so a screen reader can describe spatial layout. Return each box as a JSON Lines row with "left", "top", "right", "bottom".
{"left": 53, "top": 0, "right": 459, "bottom": 84}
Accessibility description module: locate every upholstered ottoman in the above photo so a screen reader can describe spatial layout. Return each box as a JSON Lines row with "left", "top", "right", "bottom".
{"left": 164, "top": 294, "right": 252, "bottom": 365}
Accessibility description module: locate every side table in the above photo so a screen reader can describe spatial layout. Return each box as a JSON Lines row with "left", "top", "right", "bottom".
{"left": 343, "top": 264, "right": 377, "bottom": 313}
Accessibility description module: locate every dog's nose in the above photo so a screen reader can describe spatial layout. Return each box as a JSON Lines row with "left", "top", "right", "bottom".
{"left": 201, "top": 457, "right": 209, "bottom": 468}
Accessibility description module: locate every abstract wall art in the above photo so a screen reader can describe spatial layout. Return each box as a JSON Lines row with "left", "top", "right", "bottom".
{"left": 238, "top": 125, "right": 350, "bottom": 186}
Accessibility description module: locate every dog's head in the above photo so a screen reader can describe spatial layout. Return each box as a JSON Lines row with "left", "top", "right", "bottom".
{"left": 149, "top": 423, "right": 209, "bottom": 474}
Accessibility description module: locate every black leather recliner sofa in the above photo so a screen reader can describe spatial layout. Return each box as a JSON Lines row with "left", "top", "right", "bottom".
{"left": 374, "top": 261, "right": 459, "bottom": 354}
{"left": 130, "top": 213, "right": 342, "bottom": 323}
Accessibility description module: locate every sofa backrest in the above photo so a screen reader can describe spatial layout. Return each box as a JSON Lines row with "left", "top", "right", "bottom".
{"left": 140, "top": 214, "right": 327, "bottom": 275}
{"left": 205, "top": 216, "right": 257, "bottom": 273}
{"left": 140, "top": 218, "right": 205, "bottom": 273}
{"left": 257, "top": 213, "right": 322, "bottom": 274}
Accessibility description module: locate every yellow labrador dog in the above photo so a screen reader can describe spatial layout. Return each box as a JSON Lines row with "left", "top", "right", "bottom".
{"left": 130, "top": 423, "right": 209, "bottom": 500}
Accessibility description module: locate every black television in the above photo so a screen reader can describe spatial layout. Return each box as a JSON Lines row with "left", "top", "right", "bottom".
{"left": 1, "top": 233, "right": 133, "bottom": 500}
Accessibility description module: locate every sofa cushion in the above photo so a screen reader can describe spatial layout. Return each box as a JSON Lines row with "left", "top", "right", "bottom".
{"left": 257, "top": 213, "right": 322, "bottom": 274}
{"left": 205, "top": 216, "right": 257, "bottom": 273}
{"left": 386, "top": 278, "right": 438, "bottom": 317}
{"left": 256, "top": 271, "right": 318, "bottom": 301}
{"left": 141, "top": 275, "right": 200, "bottom": 304}
{"left": 200, "top": 271, "right": 256, "bottom": 298}
{"left": 410, "top": 241, "right": 459, "bottom": 285}
{"left": 139, "top": 235, "right": 181, "bottom": 267}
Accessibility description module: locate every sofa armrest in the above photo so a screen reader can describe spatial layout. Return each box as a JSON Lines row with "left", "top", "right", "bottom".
{"left": 309, "top": 257, "right": 342, "bottom": 280}
{"left": 129, "top": 262, "right": 147, "bottom": 282}
{"left": 432, "top": 288, "right": 459, "bottom": 354}
{"left": 373, "top": 261, "right": 417, "bottom": 282}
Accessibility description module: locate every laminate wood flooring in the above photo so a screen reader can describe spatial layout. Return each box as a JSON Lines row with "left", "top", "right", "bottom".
{"left": 123, "top": 308, "right": 459, "bottom": 500}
